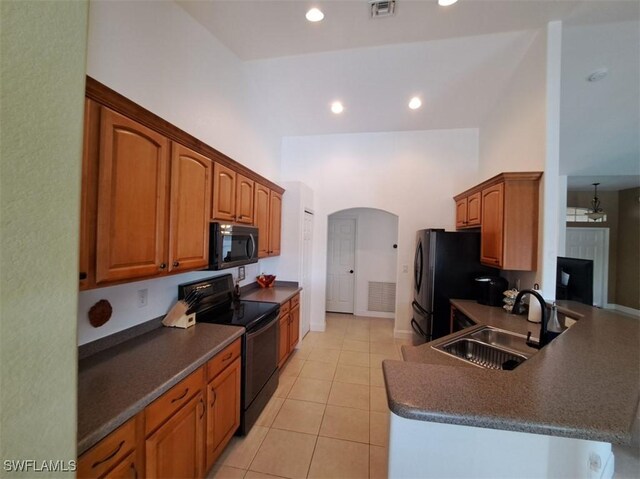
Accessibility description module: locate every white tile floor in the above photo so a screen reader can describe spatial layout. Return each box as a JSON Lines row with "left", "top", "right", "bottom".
{"left": 209, "top": 313, "right": 409, "bottom": 479}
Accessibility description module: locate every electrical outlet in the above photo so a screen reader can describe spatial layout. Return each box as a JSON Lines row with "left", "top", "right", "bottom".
{"left": 238, "top": 266, "right": 245, "bottom": 281}
{"left": 137, "top": 289, "right": 148, "bottom": 308}
{"left": 402, "top": 264, "right": 408, "bottom": 273}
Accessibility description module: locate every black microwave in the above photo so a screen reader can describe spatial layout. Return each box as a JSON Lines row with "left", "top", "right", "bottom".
{"left": 209, "top": 222, "right": 259, "bottom": 270}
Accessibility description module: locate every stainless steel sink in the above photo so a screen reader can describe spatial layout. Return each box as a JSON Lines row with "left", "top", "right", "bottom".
{"left": 432, "top": 326, "right": 538, "bottom": 370}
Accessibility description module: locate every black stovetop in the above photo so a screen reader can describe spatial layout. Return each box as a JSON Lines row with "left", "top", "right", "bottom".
{"left": 178, "top": 274, "right": 279, "bottom": 332}
{"left": 196, "top": 300, "right": 279, "bottom": 332}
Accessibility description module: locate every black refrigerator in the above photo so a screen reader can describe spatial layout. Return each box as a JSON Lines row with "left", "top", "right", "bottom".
{"left": 411, "top": 229, "right": 498, "bottom": 344}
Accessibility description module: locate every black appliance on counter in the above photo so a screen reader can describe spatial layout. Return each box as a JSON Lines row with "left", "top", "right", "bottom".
{"left": 556, "top": 256, "right": 594, "bottom": 305}
{"left": 178, "top": 274, "right": 279, "bottom": 435}
{"left": 412, "top": 229, "right": 498, "bottom": 344}
{"left": 474, "top": 276, "right": 509, "bottom": 306}
{"left": 209, "top": 223, "right": 259, "bottom": 270}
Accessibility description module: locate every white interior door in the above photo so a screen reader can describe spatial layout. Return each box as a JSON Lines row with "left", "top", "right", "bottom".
{"left": 326, "top": 218, "right": 356, "bottom": 313}
{"left": 301, "top": 211, "right": 313, "bottom": 337}
{"left": 565, "top": 227, "right": 609, "bottom": 307}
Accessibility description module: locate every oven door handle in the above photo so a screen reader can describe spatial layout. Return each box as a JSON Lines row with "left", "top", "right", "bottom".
{"left": 245, "top": 310, "right": 280, "bottom": 338}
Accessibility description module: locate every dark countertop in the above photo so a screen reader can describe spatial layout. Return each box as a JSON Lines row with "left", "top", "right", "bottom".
{"left": 241, "top": 284, "right": 301, "bottom": 304}
{"left": 77, "top": 323, "right": 244, "bottom": 455}
{"left": 385, "top": 299, "right": 640, "bottom": 444}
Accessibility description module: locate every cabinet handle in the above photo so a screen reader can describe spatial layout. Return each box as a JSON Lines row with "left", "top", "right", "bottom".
{"left": 199, "top": 397, "right": 205, "bottom": 419}
{"left": 222, "top": 352, "right": 233, "bottom": 362}
{"left": 170, "top": 388, "right": 189, "bottom": 403}
{"left": 130, "top": 463, "right": 137, "bottom": 479}
{"left": 91, "top": 440, "right": 124, "bottom": 468}
{"left": 173, "top": 261, "right": 179, "bottom": 267}
{"left": 210, "top": 386, "right": 217, "bottom": 408}
{"left": 159, "top": 263, "right": 167, "bottom": 270}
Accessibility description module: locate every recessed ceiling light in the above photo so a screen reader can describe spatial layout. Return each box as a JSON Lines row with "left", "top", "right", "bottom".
{"left": 331, "top": 101, "right": 344, "bottom": 114}
{"left": 306, "top": 8, "right": 324, "bottom": 22}
{"left": 587, "top": 68, "right": 608, "bottom": 82}
{"left": 409, "top": 97, "right": 422, "bottom": 110}
{"left": 438, "top": 0, "right": 458, "bottom": 6}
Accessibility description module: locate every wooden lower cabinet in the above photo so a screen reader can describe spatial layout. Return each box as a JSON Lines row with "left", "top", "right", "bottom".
{"left": 80, "top": 342, "right": 243, "bottom": 479}
{"left": 145, "top": 392, "right": 205, "bottom": 479}
{"left": 278, "top": 294, "right": 301, "bottom": 368}
{"left": 77, "top": 417, "right": 140, "bottom": 479}
{"left": 205, "top": 357, "right": 241, "bottom": 470}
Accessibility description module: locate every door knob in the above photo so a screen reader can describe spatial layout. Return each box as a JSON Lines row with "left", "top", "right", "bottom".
{"left": 349, "top": 270, "right": 354, "bottom": 274}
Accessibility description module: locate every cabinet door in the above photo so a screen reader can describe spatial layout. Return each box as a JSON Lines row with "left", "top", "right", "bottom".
{"left": 212, "top": 163, "right": 236, "bottom": 222}
{"left": 254, "top": 183, "right": 271, "bottom": 258}
{"left": 169, "top": 144, "right": 211, "bottom": 272}
{"left": 278, "top": 315, "right": 289, "bottom": 368}
{"left": 480, "top": 183, "right": 504, "bottom": 268}
{"left": 467, "top": 192, "right": 482, "bottom": 226}
{"left": 96, "top": 108, "right": 169, "bottom": 284}
{"left": 79, "top": 99, "right": 100, "bottom": 290}
{"left": 235, "top": 173, "right": 255, "bottom": 224}
{"left": 289, "top": 305, "right": 300, "bottom": 351}
{"left": 145, "top": 393, "right": 205, "bottom": 479}
{"left": 268, "top": 191, "right": 282, "bottom": 256}
{"left": 206, "top": 357, "right": 241, "bottom": 470}
{"left": 455, "top": 198, "right": 468, "bottom": 229}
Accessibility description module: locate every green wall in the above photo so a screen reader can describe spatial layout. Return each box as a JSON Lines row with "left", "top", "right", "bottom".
{"left": 1, "top": 1, "right": 88, "bottom": 475}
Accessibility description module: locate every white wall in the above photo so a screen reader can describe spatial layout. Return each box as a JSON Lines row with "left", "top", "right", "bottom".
{"left": 478, "top": 26, "right": 555, "bottom": 295}
{"left": 87, "top": 0, "right": 281, "bottom": 179}
{"left": 479, "top": 29, "right": 547, "bottom": 178}
{"left": 280, "top": 129, "right": 480, "bottom": 336}
{"left": 331, "top": 208, "right": 399, "bottom": 318}
{"left": 78, "top": 0, "right": 282, "bottom": 345}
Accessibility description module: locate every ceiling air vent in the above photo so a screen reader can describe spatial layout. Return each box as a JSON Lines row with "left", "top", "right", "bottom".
{"left": 370, "top": 0, "right": 396, "bottom": 18}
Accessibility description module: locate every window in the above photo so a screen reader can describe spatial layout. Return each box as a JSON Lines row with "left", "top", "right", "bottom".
{"left": 566, "top": 207, "right": 607, "bottom": 223}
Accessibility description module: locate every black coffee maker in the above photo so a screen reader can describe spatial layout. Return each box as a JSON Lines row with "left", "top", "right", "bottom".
{"left": 475, "top": 276, "right": 509, "bottom": 306}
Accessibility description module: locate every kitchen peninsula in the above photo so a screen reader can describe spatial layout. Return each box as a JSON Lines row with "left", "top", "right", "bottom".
{"left": 383, "top": 300, "right": 639, "bottom": 478}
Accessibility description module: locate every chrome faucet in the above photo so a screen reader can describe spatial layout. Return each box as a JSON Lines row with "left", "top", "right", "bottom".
{"left": 512, "top": 289, "right": 549, "bottom": 350}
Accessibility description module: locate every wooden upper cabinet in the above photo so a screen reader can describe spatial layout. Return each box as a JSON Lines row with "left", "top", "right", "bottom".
{"left": 268, "top": 191, "right": 282, "bottom": 256}
{"left": 235, "top": 174, "right": 255, "bottom": 224}
{"left": 79, "top": 99, "right": 100, "bottom": 290}
{"left": 95, "top": 108, "right": 169, "bottom": 284}
{"left": 169, "top": 144, "right": 211, "bottom": 272}
{"left": 254, "top": 183, "right": 271, "bottom": 258}
{"left": 467, "top": 192, "right": 481, "bottom": 226}
{"left": 455, "top": 192, "right": 481, "bottom": 229}
{"left": 480, "top": 183, "right": 504, "bottom": 268}
{"left": 455, "top": 198, "right": 468, "bottom": 229}
{"left": 212, "top": 163, "right": 236, "bottom": 222}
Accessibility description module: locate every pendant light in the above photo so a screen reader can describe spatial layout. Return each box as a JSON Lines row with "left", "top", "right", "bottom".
{"left": 586, "top": 182, "right": 605, "bottom": 221}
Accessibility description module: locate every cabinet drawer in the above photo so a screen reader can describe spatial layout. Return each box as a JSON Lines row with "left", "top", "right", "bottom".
{"left": 77, "top": 418, "right": 136, "bottom": 479}
{"left": 290, "top": 294, "right": 300, "bottom": 309}
{"left": 280, "top": 300, "right": 291, "bottom": 317}
{"left": 145, "top": 367, "right": 203, "bottom": 436}
{"left": 207, "top": 338, "right": 241, "bottom": 381}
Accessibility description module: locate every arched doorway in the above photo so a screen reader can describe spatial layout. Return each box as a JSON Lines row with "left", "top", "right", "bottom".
{"left": 326, "top": 208, "right": 399, "bottom": 318}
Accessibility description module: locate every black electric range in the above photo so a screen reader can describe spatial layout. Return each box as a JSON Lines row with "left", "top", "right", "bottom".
{"left": 178, "top": 275, "right": 279, "bottom": 332}
{"left": 178, "top": 274, "right": 280, "bottom": 435}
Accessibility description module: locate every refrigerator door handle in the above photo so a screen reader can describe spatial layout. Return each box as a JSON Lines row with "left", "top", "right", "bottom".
{"left": 412, "top": 300, "right": 431, "bottom": 316}
{"left": 411, "top": 318, "right": 428, "bottom": 339}
{"left": 414, "top": 240, "right": 423, "bottom": 293}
